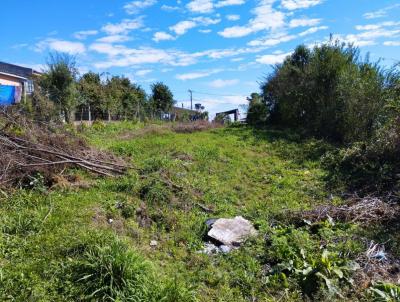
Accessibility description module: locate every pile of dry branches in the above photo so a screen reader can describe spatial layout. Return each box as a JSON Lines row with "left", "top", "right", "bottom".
{"left": 0, "top": 111, "right": 129, "bottom": 188}
{"left": 290, "top": 196, "right": 398, "bottom": 224}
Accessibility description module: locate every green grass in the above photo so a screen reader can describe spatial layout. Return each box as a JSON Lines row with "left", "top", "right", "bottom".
{"left": 0, "top": 123, "right": 371, "bottom": 301}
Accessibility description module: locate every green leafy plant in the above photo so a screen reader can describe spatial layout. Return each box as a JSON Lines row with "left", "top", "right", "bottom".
{"left": 266, "top": 224, "right": 360, "bottom": 298}
{"left": 369, "top": 282, "right": 400, "bottom": 302}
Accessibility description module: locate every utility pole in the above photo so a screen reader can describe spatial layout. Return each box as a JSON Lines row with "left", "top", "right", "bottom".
{"left": 188, "top": 89, "right": 193, "bottom": 110}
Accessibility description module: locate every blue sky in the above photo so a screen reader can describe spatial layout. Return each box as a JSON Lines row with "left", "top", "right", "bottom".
{"left": 1, "top": 0, "right": 400, "bottom": 118}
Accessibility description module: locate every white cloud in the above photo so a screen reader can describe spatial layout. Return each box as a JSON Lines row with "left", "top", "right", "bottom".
{"left": 176, "top": 69, "right": 223, "bottom": 80}
{"left": 170, "top": 21, "right": 197, "bottom": 35}
{"left": 298, "top": 25, "right": 328, "bottom": 36}
{"left": 226, "top": 14, "right": 240, "bottom": 21}
{"left": 135, "top": 69, "right": 153, "bottom": 76}
{"left": 248, "top": 33, "right": 296, "bottom": 46}
{"left": 289, "top": 18, "right": 320, "bottom": 28}
{"left": 256, "top": 52, "right": 291, "bottom": 64}
{"left": 89, "top": 40, "right": 275, "bottom": 70}
{"left": 102, "top": 18, "right": 143, "bottom": 35}
{"left": 124, "top": 0, "right": 157, "bottom": 14}
{"left": 35, "top": 39, "right": 86, "bottom": 55}
{"left": 231, "top": 57, "right": 244, "bottom": 62}
{"left": 186, "top": 0, "right": 245, "bottom": 13}
{"left": 74, "top": 30, "right": 98, "bottom": 40}
{"left": 161, "top": 4, "right": 180, "bottom": 11}
{"left": 11, "top": 43, "right": 29, "bottom": 49}
{"left": 363, "top": 4, "right": 400, "bottom": 20}
{"left": 169, "top": 17, "right": 220, "bottom": 36}
{"left": 187, "top": 0, "right": 214, "bottom": 13}
{"left": 96, "top": 35, "right": 132, "bottom": 43}
{"left": 347, "top": 29, "right": 400, "bottom": 43}
{"left": 384, "top": 41, "right": 400, "bottom": 46}
{"left": 90, "top": 44, "right": 198, "bottom": 68}
{"left": 209, "top": 79, "right": 240, "bottom": 88}
{"left": 329, "top": 21, "right": 400, "bottom": 47}
{"left": 199, "top": 29, "right": 212, "bottom": 33}
{"left": 355, "top": 21, "right": 400, "bottom": 31}
{"left": 153, "top": 31, "right": 176, "bottom": 42}
{"left": 192, "top": 16, "right": 221, "bottom": 26}
{"left": 218, "top": 1, "right": 285, "bottom": 38}
{"left": 281, "top": 0, "right": 323, "bottom": 10}
{"left": 215, "top": 0, "right": 245, "bottom": 8}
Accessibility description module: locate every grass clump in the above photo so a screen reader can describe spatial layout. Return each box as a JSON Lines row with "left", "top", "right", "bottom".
{"left": 68, "top": 237, "right": 154, "bottom": 301}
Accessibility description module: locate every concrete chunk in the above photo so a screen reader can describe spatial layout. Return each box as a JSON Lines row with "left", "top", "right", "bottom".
{"left": 207, "top": 216, "right": 257, "bottom": 247}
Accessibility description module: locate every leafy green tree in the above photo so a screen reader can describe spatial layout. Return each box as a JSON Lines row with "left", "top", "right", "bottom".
{"left": 246, "top": 92, "right": 268, "bottom": 125}
{"left": 199, "top": 111, "right": 209, "bottom": 121}
{"left": 104, "top": 76, "right": 124, "bottom": 121}
{"left": 78, "top": 72, "right": 104, "bottom": 121}
{"left": 41, "top": 52, "right": 78, "bottom": 122}
{"left": 150, "top": 82, "right": 174, "bottom": 118}
{"left": 120, "top": 79, "right": 146, "bottom": 120}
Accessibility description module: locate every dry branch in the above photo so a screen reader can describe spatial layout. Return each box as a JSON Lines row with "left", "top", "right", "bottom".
{"left": 0, "top": 111, "right": 130, "bottom": 188}
{"left": 289, "top": 196, "right": 398, "bottom": 224}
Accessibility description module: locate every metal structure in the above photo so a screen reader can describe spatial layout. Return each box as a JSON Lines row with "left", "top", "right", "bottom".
{"left": 216, "top": 109, "right": 240, "bottom": 122}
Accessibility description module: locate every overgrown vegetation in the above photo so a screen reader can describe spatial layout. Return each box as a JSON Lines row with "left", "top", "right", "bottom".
{"left": 1, "top": 121, "right": 396, "bottom": 300}
{"left": 1, "top": 40, "right": 399, "bottom": 301}
{"left": 247, "top": 40, "right": 400, "bottom": 195}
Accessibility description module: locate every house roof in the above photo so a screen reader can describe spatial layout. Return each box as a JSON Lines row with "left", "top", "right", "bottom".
{"left": 0, "top": 62, "right": 41, "bottom": 79}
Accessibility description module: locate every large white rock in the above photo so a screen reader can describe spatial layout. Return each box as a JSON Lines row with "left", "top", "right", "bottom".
{"left": 207, "top": 216, "right": 257, "bottom": 247}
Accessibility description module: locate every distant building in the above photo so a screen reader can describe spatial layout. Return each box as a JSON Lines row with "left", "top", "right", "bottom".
{"left": 170, "top": 106, "right": 200, "bottom": 121}
{"left": 0, "top": 61, "right": 41, "bottom": 105}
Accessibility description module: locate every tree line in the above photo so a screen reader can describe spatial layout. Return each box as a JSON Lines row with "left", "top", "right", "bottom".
{"left": 247, "top": 40, "right": 400, "bottom": 195}
{"left": 26, "top": 53, "right": 181, "bottom": 123}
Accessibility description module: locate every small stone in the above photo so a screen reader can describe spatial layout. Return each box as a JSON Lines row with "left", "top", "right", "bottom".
{"left": 219, "top": 245, "right": 231, "bottom": 253}
{"left": 108, "top": 218, "right": 114, "bottom": 224}
{"left": 200, "top": 242, "right": 220, "bottom": 255}
{"left": 150, "top": 240, "right": 158, "bottom": 247}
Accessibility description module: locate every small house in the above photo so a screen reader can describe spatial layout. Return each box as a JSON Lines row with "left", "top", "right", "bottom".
{"left": 0, "top": 61, "right": 41, "bottom": 106}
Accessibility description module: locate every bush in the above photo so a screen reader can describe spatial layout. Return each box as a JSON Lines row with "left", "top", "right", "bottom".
{"left": 323, "top": 77, "right": 400, "bottom": 194}
{"left": 262, "top": 41, "right": 386, "bottom": 143}
{"left": 323, "top": 142, "right": 400, "bottom": 194}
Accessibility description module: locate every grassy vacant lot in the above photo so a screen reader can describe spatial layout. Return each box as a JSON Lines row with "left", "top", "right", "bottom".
{"left": 0, "top": 122, "right": 389, "bottom": 301}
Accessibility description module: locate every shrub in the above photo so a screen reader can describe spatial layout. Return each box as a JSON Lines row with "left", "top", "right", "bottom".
{"left": 322, "top": 142, "right": 400, "bottom": 194}
{"left": 322, "top": 78, "right": 400, "bottom": 194}
{"left": 261, "top": 41, "right": 386, "bottom": 143}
